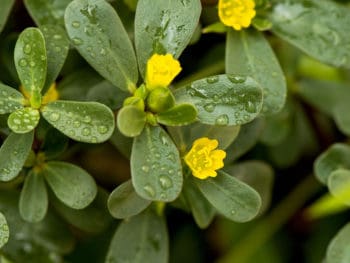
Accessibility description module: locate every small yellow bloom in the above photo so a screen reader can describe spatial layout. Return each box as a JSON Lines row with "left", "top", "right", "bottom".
{"left": 185, "top": 137, "right": 226, "bottom": 180}
{"left": 218, "top": 0, "right": 256, "bottom": 31}
{"left": 145, "top": 53, "right": 182, "bottom": 90}
{"left": 20, "top": 83, "right": 59, "bottom": 105}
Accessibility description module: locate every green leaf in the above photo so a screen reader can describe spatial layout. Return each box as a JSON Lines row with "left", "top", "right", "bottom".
{"left": 334, "top": 104, "right": 350, "bottom": 136}
{"left": 326, "top": 223, "right": 350, "bottom": 263}
{"left": 269, "top": 0, "right": 350, "bottom": 68}
{"left": 314, "top": 144, "right": 350, "bottom": 184}
{"left": 43, "top": 161, "right": 97, "bottom": 209}
{"left": 327, "top": 169, "right": 350, "bottom": 206}
{"left": 0, "top": 0, "right": 14, "bottom": 33}
{"left": 65, "top": 0, "right": 138, "bottom": 92}
{"left": 14, "top": 27, "right": 47, "bottom": 96}
{"left": 51, "top": 188, "right": 113, "bottom": 234}
{"left": 24, "top": 0, "right": 71, "bottom": 26}
{"left": 19, "top": 170, "right": 48, "bottom": 223}
{"left": 106, "top": 209, "right": 168, "bottom": 263}
{"left": 41, "top": 100, "right": 115, "bottom": 143}
{"left": 0, "top": 212, "right": 9, "bottom": 248}
{"left": 0, "top": 83, "right": 25, "bottom": 114}
{"left": 131, "top": 125, "right": 183, "bottom": 202}
{"left": 134, "top": 0, "right": 202, "bottom": 76}
{"left": 195, "top": 170, "right": 261, "bottom": 222}
{"left": 202, "top": 22, "right": 227, "bottom": 34}
{"left": 117, "top": 105, "right": 147, "bottom": 137}
{"left": 183, "top": 176, "right": 216, "bottom": 229}
{"left": 0, "top": 132, "right": 33, "bottom": 181}
{"left": 108, "top": 180, "right": 151, "bottom": 219}
{"left": 157, "top": 104, "right": 197, "bottom": 126}
{"left": 174, "top": 74, "right": 263, "bottom": 126}
{"left": 7, "top": 107, "right": 40, "bottom": 133}
{"left": 40, "top": 24, "right": 70, "bottom": 94}
{"left": 226, "top": 30, "right": 286, "bottom": 115}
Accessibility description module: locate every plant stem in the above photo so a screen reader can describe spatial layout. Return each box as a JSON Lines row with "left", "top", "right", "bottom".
{"left": 217, "top": 174, "right": 322, "bottom": 263}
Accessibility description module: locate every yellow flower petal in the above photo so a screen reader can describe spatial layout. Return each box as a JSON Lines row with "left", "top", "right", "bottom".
{"left": 185, "top": 137, "right": 226, "bottom": 180}
{"left": 218, "top": 0, "right": 256, "bottom": 31}
{"left": 42, "top": 83, "right": 59, "bottom": 105}
{"left": 145, "top": 53, "right": 182, "bottom": 90}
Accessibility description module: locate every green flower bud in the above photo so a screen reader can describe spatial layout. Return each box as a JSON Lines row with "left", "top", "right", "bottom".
{"left": 134, "top": 84, "right": 149, "bottom": 100}
{"left": 146, "top": 87, "right": 175, "bottom": 113}
{"left": 123, "top": 96, "right": 145, "bottom": 111}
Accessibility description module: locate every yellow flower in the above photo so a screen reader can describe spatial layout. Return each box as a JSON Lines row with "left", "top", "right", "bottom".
{"left": 20, "top": 83, "right": 59, "bottom": 105}
{"left": 145, "top": 53, "right": 182, "bottom": 90}
{"left": 218, "top": 0, "right": 256, "bottom": 31}
{"left": 185, "top": 137, "right": 226, "bottom": 180}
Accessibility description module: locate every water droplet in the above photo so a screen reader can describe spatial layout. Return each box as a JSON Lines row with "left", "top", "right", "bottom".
{"left": 91, "top": 136, "right": 98, "bottom": 143}
{"left": 231, "top": 210, "right": 236, "bottom": 215}
{"left": 73, "top": 120, "right": 81, "bottom": 128}
{"left": 206, "top": 76, "right": 219, "bottom": 84}
{"left": 143, "top": 185, "right": 155, "bottom": 197}
{"left": 29, "top": 61, "right": 36, "bottom": 67}
{"left": 98, "top": 125, "right": 108, "bottom": 134}
{"left": 72, "top": 38, "right": 83, "bottom": 45}
{"left": 49, "top": 112, "right": 60, "bottom": 122}
{"left": 215, "top": 114, "right": 229, "bottom": 125}
{"left": 13, "top": 150, "right": 18, "bottom": 155}
{"left": 245, "top": 101, "right": 256, "bottom": 113}
{"left": 72, "top": 21, "right": 81, "bottom": 28}
{"left": 142, "top": 166, "right": 149, "bottom": 173}
{"left": 83, "top": 116, "right": 92, "bottom": 123}
{"left": 204, "top": 103, "right": 215, "bottom": 113}
{"left": 100, "top": 48, "right": 106, "bottom": 56}
{"left": 227, "top": 75, "right": 246, "bottom": 84}
{"left": 23, "top": 44, "right": 31, "bottom": 54}
{"left": 13, "top": 118, "right": 21, "bottom": 125}
{"left": 159, "top": 175, "right": 173, "bottom": 189}
{"left": 19, "top": 58, "right": 27, "bottom": 67}
{"left": 82, "top": 127, "right": 91, "bottom": 136}
{"left": 54, "top": 46, "right": 62, "bottom": 52}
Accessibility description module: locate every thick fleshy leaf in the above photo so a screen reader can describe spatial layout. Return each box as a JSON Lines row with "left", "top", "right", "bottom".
{"left": 24, "top": 0, "right": 71, "bottom": 26}
{"left": 269, "top": 0, "right": 350, "bottom": 68}
{"left": 157, "top": 104, "right": 197, "bottom": 126}
{"left": 14, "top": 27, "right": 47, "bottom": 96}
{"left": 0, "top": 0, "right": 14, "bottom": 33}
{"left": 174, "top": 75, "right": 263, "bottom": 126}
{"left": 65, "top": 0, "right": 138, "bottom": 92}
{"left": 328, "top": 169, "right": 350, "bottom": 206}
{"left": 226, "top": 30, "right": 286, "bottom": 115}
{"left": 135, "top": 0, "right": 202, "bottom": 76}
{"left": 117, "top": 105, "right": 147, "bottom": 137}
{"left": 41, "top": 100, "right": 114, "bottom": 143}
{"left": 326, "top": 223, "right": 350, "bottom": 263}
{"left": 7, "top": 107, "right": 40, "bottom": 133}
{"left": 0, "top": 131, "right": 33, "bottom": 181}
{"left": 51, "top": 188, "right": 113, "bottom": 233}
{"left": 43, "top": 161, "right": 97, "bottom": 209}
{"left": 40, "top": 24, "right": 70, "bottom": 94}
{"left": 334, "top": 104, "right": 350, "bottom": 136}
{"left": 183, "top": 176, "right": 216, "bottom": 229}
{"left": 106, "top": 209, "right": 168, "bottom": 263}
{"left": 131, "top": 125, "right": 183, "bottom": 202}
{"left": 108, "top": 180, "right": 151, "bottom": 219}
{"left": 0, "top": 212, "right": 9, "bottom": 248}
{"left": 195, "top": 170, "right": 261, "bottom": 222}
{"left": 314, "top": 144, "right": 350, "bottom": 184}
{"left": 19, "top": 170, "right": 48, "bottom": 223}
{"left": 0, "top": 83, "right": 25, "bottom": 114}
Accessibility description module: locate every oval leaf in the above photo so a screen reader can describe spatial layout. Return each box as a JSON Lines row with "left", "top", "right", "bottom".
{"left": 226, "top": 30, "right": 286, "bottom": 115}
{"left": 117, "top": 105, "right": 147, "bottom": 137}
{"left": 0, "top": 83, "right": 24, "bottom": 114}
{"left": 108, "top": 180, "right": 151, "bottom": 219}
{"left": 326, "top": 223, "right": 350, "bottom": 263}
{"left": 195, "top": 170, "right": 261, "bottom": 222}
{"left": 65, "top": 0, "right": 138, "bottom": 91}
{"left": 106, "top": 209, "right": 168, "bottom": 263}
{"left": 157, "top": 104, "right": 197, "bottom": 126}
{"left": 0, "top": 132, "right": 34, "bottom": 181}
{"left": 19, "top": 170, "right": 48, "bottom": 223}
{"left": 41, "top": 100, "right": 115, "bottom": 143}
{"left": 269, "top": 0, "right": 350, "bottom": 68}
{"left": 14, "top": 27, "right": 47, "bottom": 95}
{"left": 135, "top": 0, "right": 202, "bottom": 76}
{"left": 131, "top": 125, "right": 183, "bottom": 202}
{"left": 174, "top": 74, "right": 263, "bottom": 126}
{"left": 7, "top": 107, "right": 40, "bottom": 133}
{"left": 43, "top": 161, "right": 97, "bottom": 209}
{"left": 40, "top": 24, "right": 70, "bottom": 94}
{"left": 0, "top": 0, "right": 14, "bottom": 33}
{"left": 314, "top": 143, "right": 350, "bottom": 184}
{"left": 0, "top": 212, "right": 9, "bottom": 248}
{"left": 328, "top": 169, "right": 350, "bottom": 206}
